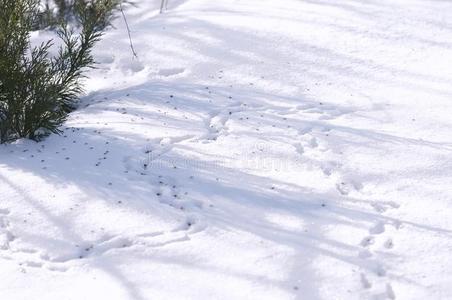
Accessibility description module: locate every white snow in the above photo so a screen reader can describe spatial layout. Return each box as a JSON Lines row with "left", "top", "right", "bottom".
{"left": 2, "top": 0, "right": 452, "bottom": 299}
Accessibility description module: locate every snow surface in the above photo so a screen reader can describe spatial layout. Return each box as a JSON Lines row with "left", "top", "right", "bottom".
{"left": 2, "top": 0, "right": 452, "bottom": 299}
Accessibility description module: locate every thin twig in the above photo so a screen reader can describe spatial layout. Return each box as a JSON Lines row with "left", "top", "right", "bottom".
{"left": 160, "top": 0, "right": 165, "bottom": 14}
{"left": 119, "top": 2, "right": 138, "bottom": 59}
{"left": 160, "top": 0, "right": 168, "bottom": 14}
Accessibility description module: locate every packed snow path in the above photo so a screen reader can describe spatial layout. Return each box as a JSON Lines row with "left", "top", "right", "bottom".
{"left": 1, "top": 0, "right": 452, "bottom": 299}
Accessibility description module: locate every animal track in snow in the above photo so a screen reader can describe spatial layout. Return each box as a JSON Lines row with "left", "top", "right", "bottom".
{"left": 120, "top": 134, "right": 208, "bottom": 256}
{"left": 154, "top": 176, "right": 203, "bottom": 211}
{"left": 33, "top": 220, "right": 199, "bottom": 267}
{"left": 292, "top": 143, "right": 305, "bottom": 155}
{"left": 336, "top": 182, "right": 351, "bottom": 195}
{"left": 0, "top": 209, "right": 71, "bottom": 272}
{"left": 123, "top": 135, "right": 195, "bottom": 175}
{"left": 369, "top": 221, "right": 385, "bottom": 235}
{"left": 295, "top": 103, "right": 349, "bottom": 120}
{"left": 199, "top": 102, "right": 267, "bottom": 142}
{"left": 360, "top": 236, "right": 375, "bottom": 247}
{"left": 360, "top": 273, "right": 372, "bottom": 289}
{"left": 384, "top": 238, "right": 394, "bottom": 249}
{"left": 374, "top": 263, "right": 387, "bottom": 277}
{"left": 357, "top": 201, "right": 399, "bottom": 299}
{"left": 371, "top": 201, "right": 400, "bottom": 213}
{"left": 309, "top": 137, "right": 319, "bottom": 148}
{"left": 319, "top": 161, "right": 341, "bottom": 176}
{"left": 386, "top": 283, "right": 396, "bottom": 299}
{"left": 271, "top": 102, "right": 350, "bottom": 120}
{"left": 201, "top": 108, "right": 237, "bottom": 142}
{"left": 205, "top": 112, "right": 229, "bottom": 141}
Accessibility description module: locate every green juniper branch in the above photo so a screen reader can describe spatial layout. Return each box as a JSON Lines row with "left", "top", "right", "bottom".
{"left": 0, "top": 0, "right": 119, "bottom": 143}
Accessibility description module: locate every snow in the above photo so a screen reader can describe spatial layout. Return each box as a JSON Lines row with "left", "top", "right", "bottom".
{"left": 2, "top": 0, "right": 452, "bottom": 299}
